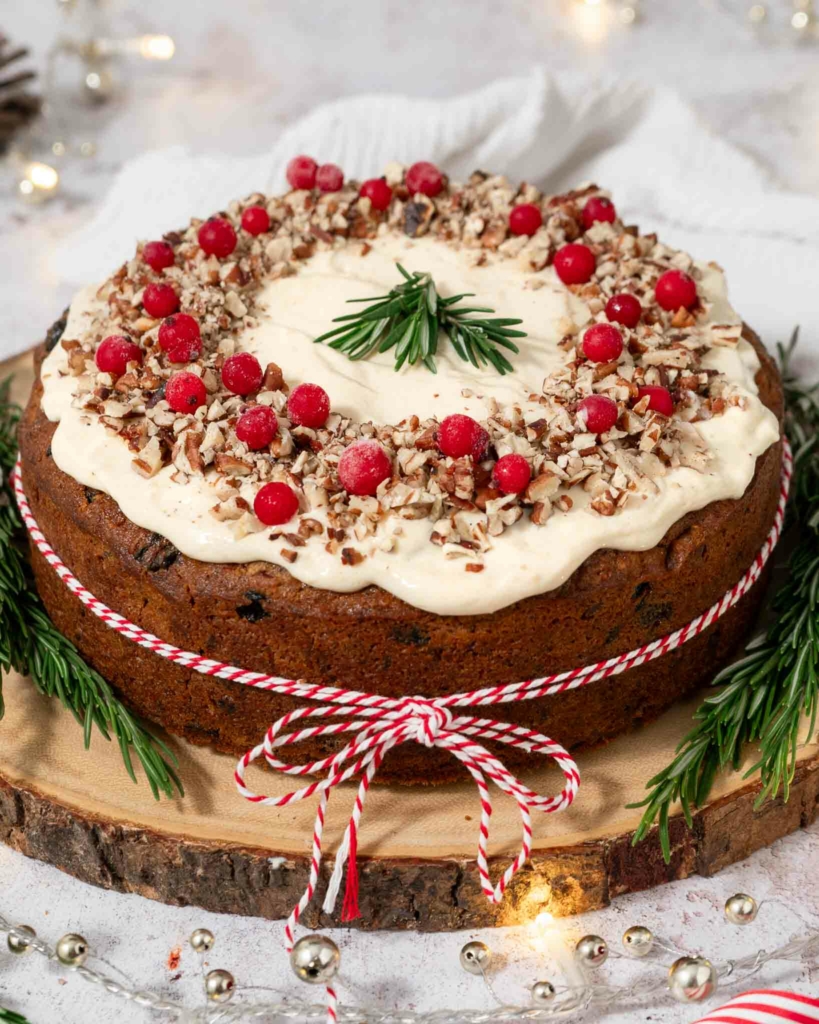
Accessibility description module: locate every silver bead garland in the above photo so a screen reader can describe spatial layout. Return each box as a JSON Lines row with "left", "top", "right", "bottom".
{"left": 622, "top": 924, "right": 654, "bottom": 957}
{"left": 189, "top": 927, "right": 215, "bottom": 953}
{"left": 668, "top": 956, "right": 718, "bottom": 1003}
{"left": 7, "top": 924, "right": 36, "bottom": 955}
{"left": 530, "top": 980, "right": 556, "bottom": 1004}
{"left": 575, "top": 934, "right": 609, "bottom": 967}
{"left": 459, "top": 940, "right": 491, "bottom": 975}
{"left": 55, "top": 932, "right": 90, "bottom": 966}
{"left": 290, "top": 934, "right": 341, "bottom": 984}
{"left": 724, "top": 892, "right": 758, "bottom": 925}
{"left": 205, "top": 968, "right": 235, "bottom": 1003}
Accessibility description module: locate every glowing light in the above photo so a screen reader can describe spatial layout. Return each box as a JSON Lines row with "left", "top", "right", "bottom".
{"left": 535, "top": 910, "right": 555, "bottom": 930}
{"left": 748, "top": 3, "right": 767, "bottom": 22}
{"left": 18, "top": 162, "right": 60, "bottom": 203}
{"left": 570, "top": 0, "right": 611, "bottom": 45}
{"left": 139, "top": 34, "right": 175, "bottom": 60}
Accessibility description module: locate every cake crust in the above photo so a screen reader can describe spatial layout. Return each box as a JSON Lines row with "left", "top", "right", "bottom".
{"left": 18, "top": 321, "right": 783, "bottom": 783}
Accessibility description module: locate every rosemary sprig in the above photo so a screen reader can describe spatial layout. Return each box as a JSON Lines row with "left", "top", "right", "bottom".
{"left": 631, "top": 328, "right": 819, "bottom": 860}
{"left": 0, "top": 1007, "right": 31, "bottom": 1024}
{"left": 314, "top": 263, "right": 526, "bottom": 375}
{"left": 0, "top": 377, "right": 182, "bottom": 800}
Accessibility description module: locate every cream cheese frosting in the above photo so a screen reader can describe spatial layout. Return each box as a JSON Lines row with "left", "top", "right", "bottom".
{"left": 39, "top": 230, "right": 779, "bottom": 616}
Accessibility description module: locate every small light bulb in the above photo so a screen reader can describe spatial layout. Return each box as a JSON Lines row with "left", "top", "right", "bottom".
{"left": 139, "top": 34, "right": 175, "bottom": 60}
{"left": 535, "top": 910, "right": 555, "bottom": 929}
{"left": 748, "top": 3, "right": 767, "bottom": 22}
{"left": 792, "top": 10, "right": 810, "bottom": 28}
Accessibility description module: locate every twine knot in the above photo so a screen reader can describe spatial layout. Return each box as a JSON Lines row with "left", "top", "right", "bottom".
{"left": 404, "top": 698, "right": 454, "bottom": 748}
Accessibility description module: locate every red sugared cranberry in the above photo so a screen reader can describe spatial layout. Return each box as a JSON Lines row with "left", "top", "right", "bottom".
{"left": 655, "top": 269, "right": 697, "bottom": 311}
{"left": 288, "top": 382, "right": 330, "bottom": 428}
{"left": 316, "top": 163, "right": 344, "bottom": 192}
{"left": 142, "top": 283, "right": 179, "bottom": 318}
{"left": 509, "top": 203, "right": 543, "bottom": 237}
{"left": 198, "top": 217, "right": 237, "bottom": 259}
{"left": 241, "top": 205, "right": 270, "bottom": 236}
{"left": 158, "top": 314, "right": 201, "bottom": 363}
{"left": 554, "top": 243, "right": 596, "bottom": 286}
{"left": 638, "top": 385, "right": 674, "bottom": 417}
{"left": 492, "top": 453, "right": 531, "bottom": 495}
{"left": 338, "top": 440, "right": 392, "bottom": 497}
{"left": 142, "top": 240, "right": 175, "bottom": 273}
{"left": 437, "top": 414, "right": 490, "bottom": 461}
{"left": 221, "top": 352, "right": 263, "bottom": 396}
{"left": 405, "top": 161, "right": 443, "bottom": 197}
{"left": 95, "top": 335, "right": 142, "bottom": 376}
{"left": 165, "top": 371, "right": 207, "bottom": 413}
{"left": 582, "top": 323, "right": 623, "bottom": 363}
{"left": 578, "top": 394, "right": 618, "bottom": 434}
{"left": 359, "top": 177, "right": 393, "bottom": 211}
{"left": 236, "top": 405, "right": 278, "bottom": 449}
{"left": 605, "top": 292, "right": 642, "bottom": 328}
{"left": 582, "top": 196, "right": 616, "bottom": 230}
{"left": 286, "top": 154, "right": 318, "bottom": 190}
{"left": 254, "top": 482, "right": 299, "bottom": 526}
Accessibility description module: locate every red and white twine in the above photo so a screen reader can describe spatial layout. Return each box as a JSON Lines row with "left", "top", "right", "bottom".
{"left": 694, "top": 989, "right": 819, "bottom": 1023}
{"left": 11, "top": 439, "right": 791, "bottom": 1021}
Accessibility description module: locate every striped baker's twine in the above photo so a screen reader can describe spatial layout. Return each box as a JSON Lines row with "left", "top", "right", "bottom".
{"left": 11, "top": 438, "right": 791, "bottom": 1024}
{"left": 693, "top": 989, "right": 819, "bottom": 1023}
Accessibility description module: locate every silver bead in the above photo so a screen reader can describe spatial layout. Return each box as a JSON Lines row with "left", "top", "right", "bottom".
{"left": 7, "top": 925, "right": 36, "bottom": 955}
{"left": 531, "top": 980, "right": 556, "bottom": 1004}
{"left": 55, "top": 933, "right": 89, "bottom": 967}
{"left": 290, "top": 934, "right": 340, "bottom": 985}
{"left": 189, "top": 928, "right": 215, "bottom": 953}
{"left": 204, "top": 968, "right": 235, "bottom": 1003}
{"left": 459, "top": 940, "right": 491, "bottom": 976}
{"left": 622, "top": 925, "right": 654, "bottom": 957}
{"left": 575, "top": 934, "right": 608, "bottom": 967}
{"left": 724, "top": 893, "right": 758, "bottom": 926}
{"left": 668, "top": 956, "right": 718, "bottom": 1003}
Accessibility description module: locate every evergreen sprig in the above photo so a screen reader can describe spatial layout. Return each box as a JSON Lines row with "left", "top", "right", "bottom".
{"left": 314, "top": 263, "right": 526, "bottom": 375}
{"left": 0, "top": 1007, "right": 31, "bottom": 1024}
{"left": 631, "top": 328, "right": 819, "bottom": 860}
{"left": 0, "top": 377, "right": 182, "bottom": 800}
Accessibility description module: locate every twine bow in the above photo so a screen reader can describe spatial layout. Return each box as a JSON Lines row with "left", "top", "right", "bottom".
{"left": 233, "top": 694, "right": 580, "bottom": 928}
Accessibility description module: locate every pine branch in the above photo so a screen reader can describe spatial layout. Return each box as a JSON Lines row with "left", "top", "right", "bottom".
{"left": 0, "top": 1007, "right": 31, "bottom": 1024}
{"left": 0, "top": 379, "right": 182, "bottom": 800}
{"left": 314, "top": 264, "right": 525, "bottom": 375}
{"left": 630, "top": 328, "right": 819, "bottom": 860}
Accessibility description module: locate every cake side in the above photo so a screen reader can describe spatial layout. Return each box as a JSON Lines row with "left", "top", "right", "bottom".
{"left": 19, "top": 322, "right": 782, "bottom": 781}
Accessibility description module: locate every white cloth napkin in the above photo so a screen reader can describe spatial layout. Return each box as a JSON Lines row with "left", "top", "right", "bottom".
{"left": 13, "top": 68, "right": 819, "bottom": 374}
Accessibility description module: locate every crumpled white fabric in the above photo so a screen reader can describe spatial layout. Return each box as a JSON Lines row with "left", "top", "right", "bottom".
{"left": 24, "top": 68, "right": 819, "bottom": 373}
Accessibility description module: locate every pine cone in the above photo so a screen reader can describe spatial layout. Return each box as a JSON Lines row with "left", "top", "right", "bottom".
{"left": 0, "top": 32, "right": 41, "bottom": 153}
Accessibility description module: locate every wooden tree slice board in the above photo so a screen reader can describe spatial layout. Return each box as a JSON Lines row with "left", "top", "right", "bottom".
{"left": 3, "top": 349, "right": 819, "bottom": 929}
{"left": 2, "top": 669, "right": 818, "bottom": 930}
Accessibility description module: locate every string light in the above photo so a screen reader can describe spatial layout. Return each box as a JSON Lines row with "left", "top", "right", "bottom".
{"left": 2, "top": 899, "right": 819, "bottom": 1022}
{"left": 17, "top": 161, "right": 60, "bottom": 202}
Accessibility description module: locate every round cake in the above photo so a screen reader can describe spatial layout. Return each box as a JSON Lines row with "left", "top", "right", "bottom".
{"left": 18, "top": 161, "right": 782, "bottom": 783}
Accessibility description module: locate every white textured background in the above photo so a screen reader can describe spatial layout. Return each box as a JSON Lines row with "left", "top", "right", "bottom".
{"left": 2, "top": 2, "right": 819, "bottom": 1022}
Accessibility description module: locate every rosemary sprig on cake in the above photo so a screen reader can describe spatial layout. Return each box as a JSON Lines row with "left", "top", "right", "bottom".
{"left": 314, "top": 263, "right": 526, "bottom": 374}
{"left": 631, "top": 328, "right": 818, "bottom": 861}
{"left": 0, "top": 378, "right": 182, "bottom": 800}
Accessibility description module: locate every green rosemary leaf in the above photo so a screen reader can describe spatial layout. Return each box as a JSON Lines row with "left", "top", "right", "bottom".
{"left": 0, "top": 1005, "right": 32, "bottom": 1024}
{"left": 0, "top": 379, "right": 182, "bottom": 798}
{"left": 314, "top": 263, "right": 526, "bottom": 374}
{"left": 630, "top": 327, "right": 819, "bottom": 861}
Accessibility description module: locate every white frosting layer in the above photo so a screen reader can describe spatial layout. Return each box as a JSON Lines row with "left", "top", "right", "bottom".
{"left": 39, "top": 234, "right": 780, "bottom": 616}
